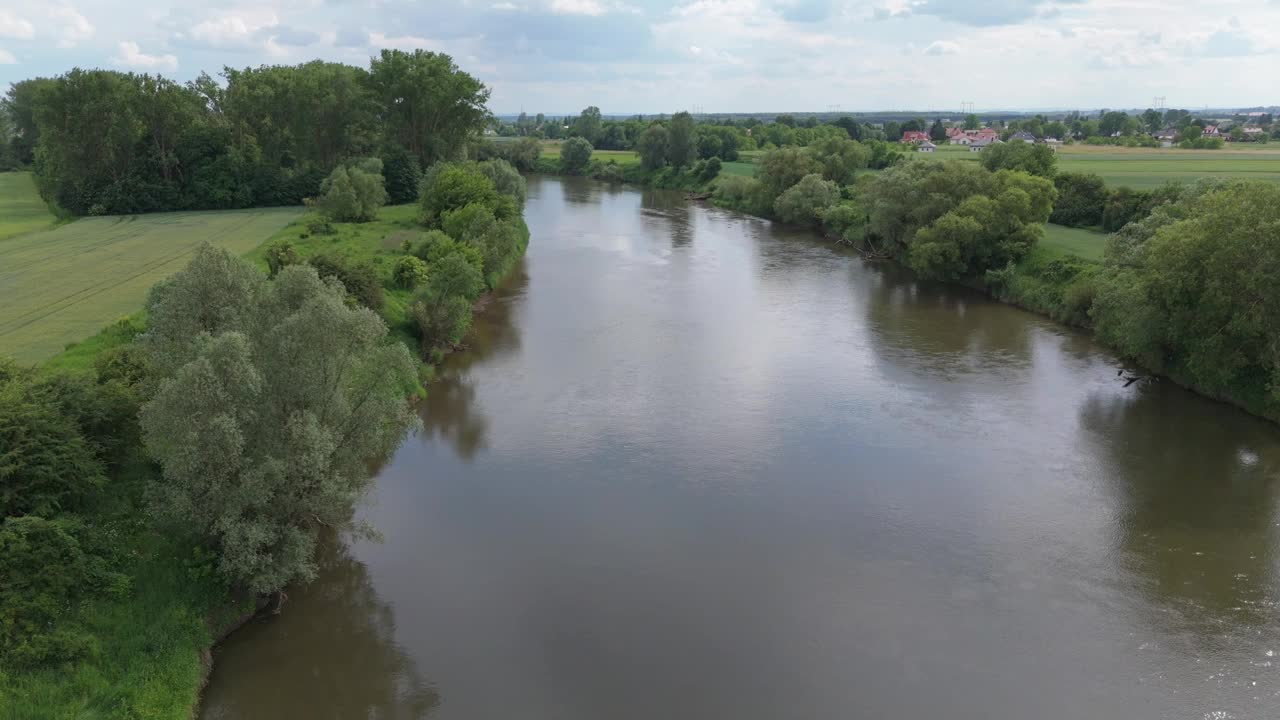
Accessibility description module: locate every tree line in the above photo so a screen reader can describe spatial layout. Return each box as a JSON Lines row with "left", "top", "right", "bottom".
{"left": 1, "top": 50, "right": 490, "bottom": 215}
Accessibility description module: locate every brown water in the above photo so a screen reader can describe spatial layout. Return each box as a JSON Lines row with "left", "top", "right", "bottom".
{"left": 200, "top": 176, "right": 1280, "bottom": 720}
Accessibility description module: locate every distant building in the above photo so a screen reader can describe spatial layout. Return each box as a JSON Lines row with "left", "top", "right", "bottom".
{"left": 1041, "top": 137, "right": 1063, "bottom": 151}
{"left": 918, "top": 141, "right": 937, "bottom": 152}
{"left": 970, "top": 137, "right": 1000, "bottom": 152}
{"left": 1009, "top": 131, "right": 1036, "bottom": 142}
{"left": 945, "top": 127, "right": 966, "bottom": 139}
{"left": 901, "top": 130, "right": 930, "bottom": 144}
{"left": 1202, "top": 125, "right": 1221, "bottom": 137}
{"left": 950, "top": 135, "right": 972, "bottom": 145}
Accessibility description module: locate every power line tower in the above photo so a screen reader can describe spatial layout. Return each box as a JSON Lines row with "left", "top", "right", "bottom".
{"left": 1152, "top": 96, "right": 1166, "bottom": 110}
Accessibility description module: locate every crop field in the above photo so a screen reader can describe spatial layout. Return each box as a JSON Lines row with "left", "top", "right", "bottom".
{"left": 539, "top": 143, "right": 641, "bottom": 166}
{"left": 915, "top": 142, "right": 1280, "bottom": 189}
{"left": 0, "top": 207, "right": 302, "bottom": 362}
{"left": 0, "top": 172, "right": 58, "bottom": 240}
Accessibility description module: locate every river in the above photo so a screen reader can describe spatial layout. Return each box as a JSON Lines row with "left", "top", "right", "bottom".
{"left": 200, "top": 175, "right": 1280, "bottom": 720}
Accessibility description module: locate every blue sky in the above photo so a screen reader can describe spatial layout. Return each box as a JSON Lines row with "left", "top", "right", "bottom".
{"left": 0, "top": 0, "right": 1275, "bottom": 113}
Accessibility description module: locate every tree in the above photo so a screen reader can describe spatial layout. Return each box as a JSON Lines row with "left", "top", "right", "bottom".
{"left": 1141, "top": 108, "right": 1163, "bottom": 133}
{"left": 1049, "top": 172, "right": 1108, "bottom": 227}
{"left": 1092, "top": 182, "right": 1280, "bottom": 416}
{"left": 411, "top": 251, "right": 486, "bottom": 353}
{"left": 392, "top": 255, "right": 429, "bottom": 289}
{"left": 368, "top": 49, "right": 491, "bottom": 167}
{"left": 560, "top": 137, "right": 593, "bottom": 174}
{"left": 139, "top": 246, "right": 418, "bottom": 594}
{"left": 507, "top": 137, "right": 542, "bottom": 172}
{"left": 380, "top": 146, "right": 422, "bottom": 204}
{"left": 883, "top": 121, "right": 901, "bottom": 141}
{"left": 929, "top": 120, "right": 947, "bottom": 142}
{"left": 264, "top": 239, "right": 300, "bottom": 278}
{"left": 755, "top": 146, "right": 824, "bottom": 199}
{"left": 573, "top": 106, "right": 603, "bottom": 145}
{"left": 978, "top": 140, "right": 1057, "bottom": 177}
{"left": 666, "top": 112, "right": 696, "bottom": 169}
{"left": 1098, "top": 110, "right": 1130, "bottom": 136}
{"left": 964, "top": 114, "right": 980, "bottom": 131}
{"left": 773, "top": 174, "right": 840, "bottom": 226}
{"left": 636, "top": 125, "right": 669, "bottom": 170}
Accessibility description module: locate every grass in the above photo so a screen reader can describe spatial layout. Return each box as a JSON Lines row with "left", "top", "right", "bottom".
{"left": 248, "top": 204, "right": 424, "bottom": 351}
{"left": 0, "top": 171, "right": 60, "bottom": 241}
{"left": 1040, "top": 223, "right": 1107, "bottom": 262}
{"left": 0, "top": 207, "right": 303, "bottom": 363}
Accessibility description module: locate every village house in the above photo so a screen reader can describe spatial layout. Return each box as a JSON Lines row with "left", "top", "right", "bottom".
{"left": 950, "top": 135, "right": 972, "bottom": 145}
{"left": 1041, "top": 137, "right": 1062, "bottom": 151}
{"left": 970, "top": 137, "right": 1000, "bottom": 152}
{"left": 1202, "top": 125, "right": 1221, "bottom": 137}
{"left": 901, "top": 130, "right": 930, "bottom": 144}
{"left": 918, "top": 141, "right": 937, "bottom": 152}
{"left": 967, "top": 127, "right": 999, "bottom": 141}
{"left": 1009, "top": 131, "right": 1036, "bottom": 142}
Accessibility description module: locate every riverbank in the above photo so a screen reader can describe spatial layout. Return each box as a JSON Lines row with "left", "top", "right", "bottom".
{"left": 2, "top": 199, "right": 528, "bottom": 719}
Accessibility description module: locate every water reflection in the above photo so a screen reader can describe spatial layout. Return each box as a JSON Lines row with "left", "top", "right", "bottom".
{"left": 200, "top": 540, "right": 440, "bottom": 719}
{"left": 861, "top": 261, "right": 1035, "bottom": 379}
{"left": 1081, "top": 384, "right": 1280, "bottom": 629}
{"left": 640, "top": 188, "right": 693, "bottom": 248}
{"left": 419, "top": 260, "right": 527, "bottom": 461}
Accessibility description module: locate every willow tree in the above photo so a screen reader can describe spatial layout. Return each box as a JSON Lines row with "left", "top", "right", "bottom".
{"left": 139, "top": 245, "right": 418, "bottom": 594}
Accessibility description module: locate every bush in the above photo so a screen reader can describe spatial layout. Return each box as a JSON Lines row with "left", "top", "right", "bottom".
{"left": 590, "top": 161, "right": 625, "bottom": 183}
{"left": 773, "top": 174, "right": 840, "bottom": 226}
{"left": 819, "top": 201, "right": 867, "bottom": 243}
{"left": 1050, "top": 172, "right": 1108, "bottom": 227}
{"left": 979, "top": 140, "right": 1057, "bottom": 177}
{"left": 0, "top": 376, "right": 105, "bottom": 518}
{"left": 411, "top": 251, "right": 486, "bottom": 352}
{"left": 307, "top": 255, "right": 385, "bottom": 311}
{"left": 310, "top": 160, "right": 388, "bottom": 222}
{"left": 412, "top": 230, "right": 484, "bottom": 273}
{"left": 306, "top": 218, "right": 335, "bottom": 235}
{"left": 476, "top": 159, "right": 527, "bottom": 208}
{"left": 508, "top": 137, "right": 543, "bottom": 172}
{"left": 560, "top": 137, "right": 594, "bottom": 174}
{"left": 0, "top": 516, "right": 122, "bottom": 667}
{"left": 393, "top": 255, "right": 429, "bottom": 289}
{"left": 265, "top": 238, "right": 300, "bottom": 278}
{"left": 419, "top": 163, "right": 500, "bottom": 227}
{"left": 700, "top": 156, "right": 722, "bottom": 182}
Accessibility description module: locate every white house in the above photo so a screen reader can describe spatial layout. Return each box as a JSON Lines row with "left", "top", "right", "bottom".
{"left": 950, "top": 135, "right": 972, "bottom": 145}
{"left": 918, "top": 141, "right": 937, "bottom": 152}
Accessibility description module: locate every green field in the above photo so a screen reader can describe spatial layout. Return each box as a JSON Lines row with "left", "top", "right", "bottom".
{"left": 1040, "top": 223, "right": 1107, "bottom": 262}
{"left": 0, "top": 172, "right": 59, "bottom": 240}
{"left": 0, "top": 207, "right": 302, "bottom": 362}
{"left": 914, "top": 142, "right": 1280, "bottom": 189}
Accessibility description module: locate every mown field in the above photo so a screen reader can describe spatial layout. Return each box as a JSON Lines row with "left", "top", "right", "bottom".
{"left": 0, "top": 207, "right": 302, "bottom": 362}
{"left": 1040, "top": 222, "right": 1107, "bottom": 262}
{"left": 0, "top": 172, "right": 59, "bottom": 240}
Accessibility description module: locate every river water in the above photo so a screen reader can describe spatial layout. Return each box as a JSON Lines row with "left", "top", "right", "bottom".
{"left": 200, "top": 175, "right": 1280, "bottom": 720}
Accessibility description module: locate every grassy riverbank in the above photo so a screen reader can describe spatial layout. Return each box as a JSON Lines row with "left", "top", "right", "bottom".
{"left": 2, "top": 197, "right": 526, "bottom": 718}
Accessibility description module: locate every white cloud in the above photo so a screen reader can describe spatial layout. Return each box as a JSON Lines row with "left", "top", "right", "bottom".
{"left": 551, "top": 0, "right": 607, "bottom": 14}
{"left": 0, "top": 10, "right": 34, "bottom": 39}
{"left": 189, "top": 11, "right": 279, "bottom": 48}
{"left": 924, "top": 40, "right": 960, "bottom": 55}
{"left": 0, "top": 48, "right": 15, "bottom": 64}
{"left": 111, "top": 40, "right": 178, "bottom": 71}
{"left": 50, "top": 6, "right": 93, "bottom": 48}
{"left": 368, "top": 31, "right": 434, "bottom": 50}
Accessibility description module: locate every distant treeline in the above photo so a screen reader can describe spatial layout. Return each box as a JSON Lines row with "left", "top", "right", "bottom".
{"left": 1, "top": 50, "right": 490, "bottom": 215}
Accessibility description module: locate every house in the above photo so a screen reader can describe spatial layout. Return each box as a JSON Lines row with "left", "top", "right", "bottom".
{"left": 945, "top": 127, "right": 966, "bottom": 140}
{"left": 918, "top": 141, "right": 937, "bottom": 152}
{"left": 968, "top": 127, "right": 999, "bottom": 140}
{"left": 1009, "top": 131, "right": 1036, "bottom": 142}
{"left": 950, "top": 135, "right": 972, "bottom": 145}
{"left": 1202, "top": 125, "right": 1221, "bottom": 137}
{"left": 970, "top": 137, "right": 1000, "bottom": 152}
{"left": 1041, "top": 137, "right": 1062, "bottom": 151}
{"left": 901, "top": 130, "right": 930, "bottom": 144}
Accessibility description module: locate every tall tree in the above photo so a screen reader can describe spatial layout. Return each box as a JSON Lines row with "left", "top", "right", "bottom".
{"left": 666, "top": 112, "right": 696, "bottom": 168}
{"left": 368, "top": 49, "right": 491, "bottom": 167}
{"left": 573, "top": 106, "right": 603, "bottom": 145}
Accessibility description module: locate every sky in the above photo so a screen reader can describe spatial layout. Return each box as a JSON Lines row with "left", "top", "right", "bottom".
{"left": 0, "top": 0, "right": 1276, "bottom": 114}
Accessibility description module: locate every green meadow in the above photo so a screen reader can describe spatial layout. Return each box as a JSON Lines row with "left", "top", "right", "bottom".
{"left": 0, "top": 172, "right": 60, "bottom": 241}
{"left": 0, "top": 207, "right": 302, "bottom": 362}
{"left": 1040, "top": 223, "right": 1107, "bottom": 262}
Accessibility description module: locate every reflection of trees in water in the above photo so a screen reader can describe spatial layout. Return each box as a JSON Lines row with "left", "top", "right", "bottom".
{"left": 640, "top": 187, "right": 694, "bottom": 248}
{"left": 202, "top": 540, "right": 440, "bottom": 719}
{"left": 1079, "top": 386, "right": 1280, "bottom": 630}
{"left": 860, "top": 261, "right": 1035, "bottom": 378}
{"left": 419, "top": 261, "right": 527, "bottom": 461}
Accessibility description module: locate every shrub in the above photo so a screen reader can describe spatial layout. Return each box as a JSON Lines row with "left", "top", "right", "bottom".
{"left": 419, "top": 163, "right": 500, "bottom": 227}
{"left": 393, "top": 255, "right": 429, "bottom": 290}
{"left": 412, "top": 230, "right": 484, "bottom": 273}
{"left": 476, "top": 159, "right": 527, "bottom": 208}
{"left": 591, "top": 161, "right": 625, "bottom": 183}
{"left": 0, "top": 377, "right": 105, "bottom": 518}
{"left": 306, "top": 218, "right": 335, "bottom": 235}
{"left": 310, "top": 160, "right": 388, "bottom": 222}
{"left": 0, "top": 516, "right": 122, "bottom": 667}
{"left": 560, "top": 137, "right": 593, "bottom": 174}
{"left": 307, "top": 255, "right": 384, "bottom": 311}
{"left": 773, "top": 174, "right": 840, "bottom": 226}
{"left": 819, "top": 201, "right": 867, "bottom": 243}
{"left": 265, "top": 238, "right": 300, "bottom": 278}
{"left": 1050, "top": 172, "right": 1108, "bottom": 227}
{"left": 700, "top": 156, "right": 723, "bottom": 182}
